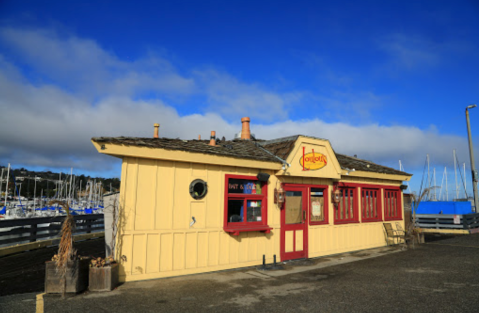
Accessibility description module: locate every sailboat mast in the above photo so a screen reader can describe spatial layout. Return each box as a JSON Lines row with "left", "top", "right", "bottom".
{"left": 445, "top": 167, "right": 448, "bottom": 201}
{"left": 454, "top": 149, "right": 459, "bottom": 200}
{"left": 433, "top": 168, "right": 437, "bottom": 200}
{"left": 68, "top": 168, "right": 73, "bottom": 206}
{"left": 34, "top": 176, "right": 37, "bottom": 209}
{"left": 0, "top": 168, "right": 4, "bottom": 200}
{"left": 58, "top": 172, "right": 62, "bottom": 200}
{"left": 426, "top": 154, "right": 431, "bottom": 200}
{"left": 5, "top": 164, "right": 10, "bottom": 204}
{"left": 439, "top": 167, "right": 445, "bottom": 200}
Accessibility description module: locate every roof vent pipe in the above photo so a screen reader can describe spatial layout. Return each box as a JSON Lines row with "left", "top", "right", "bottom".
{"left": 241, "top": 117, "right": 251, "bottom": 140}
{"left": 209, "top": 131, "right": 216, "bottom": 146}
{"left": 153, "top": 123, "right": 160, "bottom": 138}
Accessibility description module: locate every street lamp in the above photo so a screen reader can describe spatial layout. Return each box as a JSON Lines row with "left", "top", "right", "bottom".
{"left": 466, "top": 104, "right": 478, "bottom": 212}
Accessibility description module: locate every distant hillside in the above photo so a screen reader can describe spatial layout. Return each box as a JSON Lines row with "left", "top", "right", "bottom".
{"left": 0, "top": 165, "right": 120, "bottom": 198}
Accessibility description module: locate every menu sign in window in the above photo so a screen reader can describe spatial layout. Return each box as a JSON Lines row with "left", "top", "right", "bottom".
{"left": 228, "top": 179, "right": 262, "bottom": 195}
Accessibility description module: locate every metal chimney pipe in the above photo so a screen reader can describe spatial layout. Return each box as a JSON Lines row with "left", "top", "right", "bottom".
{"left": 241, "top": 117, "right": 251, "bottom": 140}
{"left": 153, "top": 123, "right": 160, "bottom": 138}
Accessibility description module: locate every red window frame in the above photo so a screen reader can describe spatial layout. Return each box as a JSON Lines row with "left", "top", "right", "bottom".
{"left": 223, "top": 174, "right": 271, "bottom": 236}
{"left": 384, "top": 188, "right": 402, "bottom": 220}
{"left": 282, "top": 183, "right": 329, "bottom": 226}
{"left": 334, "top": 186, "right": 359, "bottom": 224}
{"left": 309, "top": 185, "right": 329, "bottom": 226}
{"left": 361, "top": 188, "right": 382, "bottom": 222}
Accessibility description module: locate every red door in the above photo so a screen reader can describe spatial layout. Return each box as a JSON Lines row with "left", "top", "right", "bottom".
{"left": 280, "top": 185, "right": 308, "bottom": 261}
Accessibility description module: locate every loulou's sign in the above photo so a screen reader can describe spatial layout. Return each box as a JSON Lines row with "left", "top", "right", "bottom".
{"left": 300, "top": 147, "right": 327, "bottom": 171}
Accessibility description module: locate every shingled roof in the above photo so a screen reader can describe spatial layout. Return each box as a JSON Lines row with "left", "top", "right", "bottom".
{"left": 91, "top": 137, "right": 282, "bottom": 163}
{"left": 93, "top": 135, "right": 411, "bottom": 177}
{"left": 335, "top": 153, "right": 411, "bottom": 176}
{"left": 258, "top": 135, "right": 411, "bottom": 176}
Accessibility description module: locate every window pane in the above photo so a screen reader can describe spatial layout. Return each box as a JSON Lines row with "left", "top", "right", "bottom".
{"left": 228, "top": 179, "right": 262, "bottom": 195}
{"left": 285, "top": 191, "right": 302, "bottom": 224}
{"left": 310, "top": 188, "right": 324, "bottom": 222}
{"left": 349, "top": 189, "right": 354, "bottom": 219}
{"left": 228, "top": 199, "right": 243, "bottom": 223}
{"left": 246, "top": 200, "right": 262, "bottom": 222}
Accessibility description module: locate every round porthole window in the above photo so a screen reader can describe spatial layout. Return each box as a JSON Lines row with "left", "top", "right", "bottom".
{"left": 189, "top": 179, "right": 207, "bottom": 200}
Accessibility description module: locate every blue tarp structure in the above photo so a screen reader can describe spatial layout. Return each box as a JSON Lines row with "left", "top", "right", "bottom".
{"left": 415, "top": 201, "right": 473, "bottom": 215}
{"left": 0, "top": 206, "right": 5, "bottom": 214}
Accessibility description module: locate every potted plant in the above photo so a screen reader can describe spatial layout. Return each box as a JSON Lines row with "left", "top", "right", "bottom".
{"left": 44, "top": 201, "right": 89, "bottom": 295}
{"left": 89, "top": 256, "right": 119, "bottom": 292}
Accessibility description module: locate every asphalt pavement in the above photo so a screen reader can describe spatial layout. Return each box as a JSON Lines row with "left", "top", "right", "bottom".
{"left": 2, "top": 234, "right": 479, "bottom": 313}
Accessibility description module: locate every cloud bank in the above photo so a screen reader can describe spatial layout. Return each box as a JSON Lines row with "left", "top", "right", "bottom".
{"left": 0, "top": 27, "right": 473, "bottom": 181}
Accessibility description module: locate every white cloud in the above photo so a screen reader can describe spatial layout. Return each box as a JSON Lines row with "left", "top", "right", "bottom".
{"left": 0, "top": 27, "right": 474, "bottom": 182}
{"left": 379, "top": 34, "right": 444, "bottom": 70}
{"left": 194, "top": 69, "right": 302, "bottom": 122}
{"left": 0, "top": 27, "right": 196, "bottom": 98}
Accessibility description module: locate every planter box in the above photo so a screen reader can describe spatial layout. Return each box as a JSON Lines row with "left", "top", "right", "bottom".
{"left": 89, "top": 263, "right": 119, "bottom": 292}
{"left": 45, "top": 259, "right": 89, "bottom": 294}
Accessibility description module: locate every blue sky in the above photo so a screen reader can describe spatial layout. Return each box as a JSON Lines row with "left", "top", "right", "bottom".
{"left": 0, "top": 0, "right": 478, "bottom": 198}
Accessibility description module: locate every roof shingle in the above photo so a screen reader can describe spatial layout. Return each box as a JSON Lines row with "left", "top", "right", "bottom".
{"left": 93, "top": 135, "right": 412, "bottom": 177}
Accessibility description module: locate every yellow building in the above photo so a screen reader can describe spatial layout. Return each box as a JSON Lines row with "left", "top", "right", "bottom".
{"left": 92, "top": 118, "right": 412, "bottom": 282}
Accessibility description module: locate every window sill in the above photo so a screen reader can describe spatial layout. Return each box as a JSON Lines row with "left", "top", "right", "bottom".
{"left": 224, "top": 225, "right": 272, "bottom": 236}
{"left": 361, "top": 219, "right": 383, "bottom": 223}
{"left": 334, "top": 220, "right": 360, "bottom": 225}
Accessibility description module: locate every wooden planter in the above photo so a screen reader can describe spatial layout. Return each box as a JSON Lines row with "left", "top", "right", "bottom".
{"left": 45, "top": 259, "right": 90, "bottom": 294}
{"left": 89, "top": 263, "right": 119, "bottom": 292}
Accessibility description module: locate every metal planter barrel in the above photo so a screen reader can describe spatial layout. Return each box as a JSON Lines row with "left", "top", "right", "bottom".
{"left": 89, "top": 263, "right": 119, "bottom": 292}
{"left": 45, "top": 258, "right": 90, "bottom": 294}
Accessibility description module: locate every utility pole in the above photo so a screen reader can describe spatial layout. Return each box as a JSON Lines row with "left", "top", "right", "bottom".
{"left": 466, "top": 104, "right": 479, "bottom": 212}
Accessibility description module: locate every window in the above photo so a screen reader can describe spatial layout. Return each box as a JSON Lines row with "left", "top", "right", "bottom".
{"left": 334, "top": 187, "right": 358, "bottom": 224}
{"left": 384, "top": 189, "right": 402, "bottom": 220}
{"left": 361, "top": 188, "right": 382, "bottom": 222}
{"left": 310, "top": 187, "right": 328, "bottom": 225}
{"left": 223, "top": 175, "right": 271, "bottom": 235}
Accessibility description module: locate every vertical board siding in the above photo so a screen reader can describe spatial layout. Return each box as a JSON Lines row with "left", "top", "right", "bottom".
{"left": 190, "top": 202, "right": 206, "bottom": 229}
{"left": 135, "top": 159, "right": 157, "bottom": 231}
{"left": 117, "top": 158, "right": 402, "bottom": 282}
{"left": 146, "top": 234, "right": 160, "bottom": 274}
{"left": 119, "top": 235, "right": 132, "bottom": 277}
{"left": 173, "top": 233, "right": 185, "bottom": 270}
{"left": 156, "top": 160, "right": 175, "bottom": 230}
{"left": 197, "top": 232, "right": 208, "bottom": 267}
{"left": 160, "top": 233, "right": 173, "bottom": 272}
{"left": 185, "top": 233, "right": 197, "bottom": 269}
{"left": 123, "top": 159, "right": 138, "bottom": 231}
{"left": 208, "top": 231, "right": 219, "bottom": 266}
{"left": 173, "top": 163, "right": 190, "bottom": 230}
{"left": 132, "top": 234, "right": 146, "bottom": 275}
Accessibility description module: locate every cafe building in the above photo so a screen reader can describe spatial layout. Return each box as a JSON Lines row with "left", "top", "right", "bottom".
{"left": 92, "top": 118, "right": 412, "bottom": 282}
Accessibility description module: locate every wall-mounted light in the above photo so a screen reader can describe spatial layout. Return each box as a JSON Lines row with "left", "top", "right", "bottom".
{"left": 274, "top": 186, "right": 285, "bottom": 204}
{"left": 332, "top": 189, "right": 341, "bottom": 205}
{"left": 256, "top": 172, "right": 270, "bottom": 182}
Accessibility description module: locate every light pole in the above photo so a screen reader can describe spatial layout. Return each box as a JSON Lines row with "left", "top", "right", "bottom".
{"left": 466, "top": 104, "right": 478, "bottom": 212}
